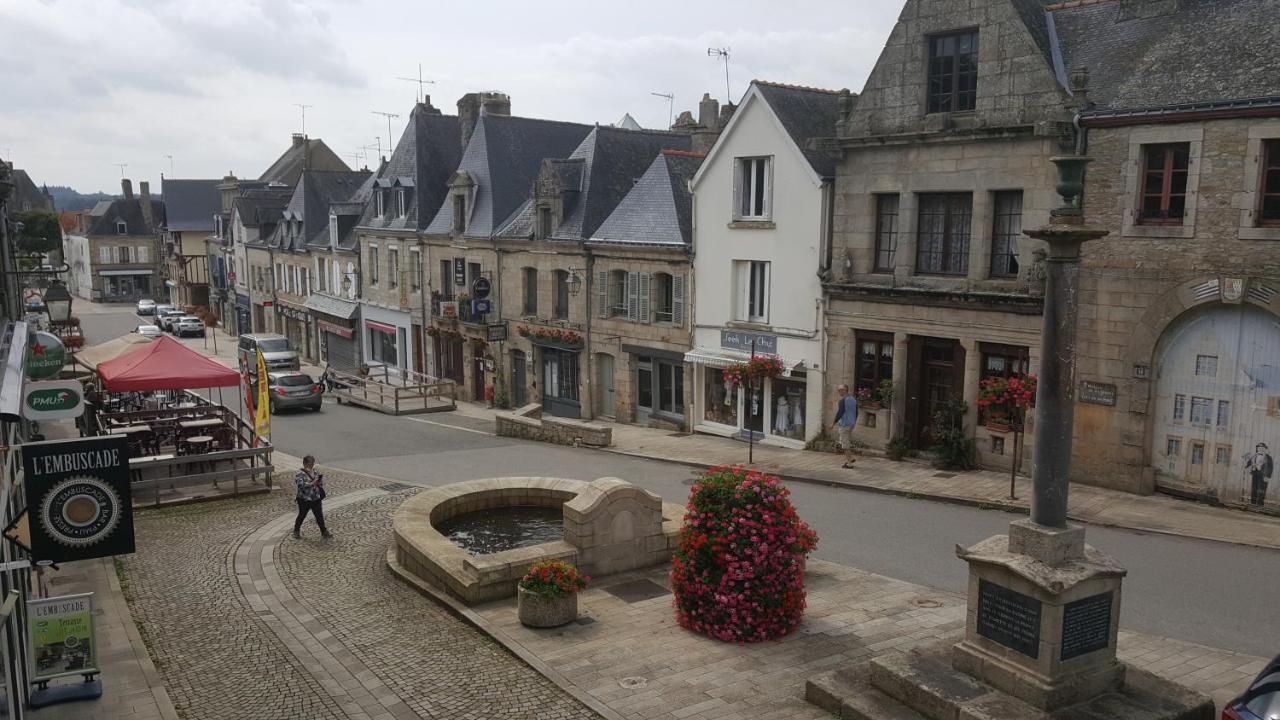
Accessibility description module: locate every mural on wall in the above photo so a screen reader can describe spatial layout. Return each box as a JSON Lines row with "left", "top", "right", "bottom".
{"left": 1152, "top": 302, "right": 1280, "bottom": 508}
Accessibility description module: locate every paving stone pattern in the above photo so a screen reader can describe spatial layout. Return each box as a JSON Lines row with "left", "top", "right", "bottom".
{"left": 120, "top": 471, "right": 596, "bottom": 720}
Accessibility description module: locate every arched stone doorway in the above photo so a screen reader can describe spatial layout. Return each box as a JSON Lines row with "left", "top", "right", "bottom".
{"left": 1151, "top": 302, "right": 1280, "bottom": 509}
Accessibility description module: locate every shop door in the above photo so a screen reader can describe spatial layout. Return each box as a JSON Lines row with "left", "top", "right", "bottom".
{"left": 326, "top": 332, "right": 357, "bottom": 372}
{"left": 512, "top": 350, "right": 527, "bottom": 407}
{"left": 412, "top": 324, "right": 424, "bottom": 375}
{"left": 596, "top": 354, "right": 616, "bottom": 418}
{"left": 541, "top": 348, "right": 581, "bottom": 419}
{"left": 905, "top": 337, "right": 964, "bottom": 447}
{"left": 473, "top": 356, "right": 486, "bottom": 402}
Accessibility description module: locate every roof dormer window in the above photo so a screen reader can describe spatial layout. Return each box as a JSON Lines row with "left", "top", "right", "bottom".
{"left": 396, "top": 188, "right": 407, "bottom": 218}
{"left": 453, "top": 194, "right": 466, "bottom": 234}
{"left": 375, "top": 190, "right": 386, "bottom": 218}
{"left": 116, "top": 220, "right": 127, "bottom": 235}
{"left": 536, "top": 205, "right": 553, "bottom": 240}
{"left": 927, "top": 30, "right": 978, "bottom": 114}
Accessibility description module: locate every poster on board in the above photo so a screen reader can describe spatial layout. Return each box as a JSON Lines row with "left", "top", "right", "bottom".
{"left": 28, "top": 593, "right": 96, "bottom": 681}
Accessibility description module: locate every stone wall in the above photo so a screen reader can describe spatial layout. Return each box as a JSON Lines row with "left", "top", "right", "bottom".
{"left": 562, "top": 477, "right": 676, "bottom": 576}
{"left": 495, "top": 403, "right": 612, "bottom": 447}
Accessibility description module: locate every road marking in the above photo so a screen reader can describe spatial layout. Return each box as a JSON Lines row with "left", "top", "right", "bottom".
{"left": 403, "top": 416, "right": 495, "bottom": 436}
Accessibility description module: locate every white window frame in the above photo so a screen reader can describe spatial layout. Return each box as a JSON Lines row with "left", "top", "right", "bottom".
{"left": 369, "top": 243, "right": 379, "bottom": 285}
{"left": 116, "top": 220, "right": 127, "bottom": 235}
{"left": 734, "top": 260, "right": 770, "bottom": 323}
{"left": 388, "top": 247, "right": 399, "bottom": 289}
{"left": 375, "top": 191, "right": 385, "bottom": 218}
{"left": 734, "top": 156, "right": 773, "bottom": 220}
{"left": 409, "top": 248, "right": 421, "bottom": 290}
{"left": 396, "top": 188, "right": 407, "bottom": 218}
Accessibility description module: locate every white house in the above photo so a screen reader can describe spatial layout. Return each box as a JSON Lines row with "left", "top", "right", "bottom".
{"left": 686, "top": 80, "right": 841, "bottom": 448}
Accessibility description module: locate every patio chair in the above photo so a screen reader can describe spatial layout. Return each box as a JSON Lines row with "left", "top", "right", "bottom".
{"left": 212, "top": 427, "right": 238, "bottom": 452}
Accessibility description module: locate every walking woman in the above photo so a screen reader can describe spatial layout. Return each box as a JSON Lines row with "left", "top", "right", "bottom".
{"left": 293, "top": 455, "right": 332, "bottom": 539}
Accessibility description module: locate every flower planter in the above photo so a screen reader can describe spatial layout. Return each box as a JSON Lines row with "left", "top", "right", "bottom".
{"left": 518, "top": 586, "right": 578, "bottom": 628}
{"left": 986, "top": 421, "right": 1012, "bottom": 433}
{"left": 861, "top": 401, "right": 882, "bottom": 411}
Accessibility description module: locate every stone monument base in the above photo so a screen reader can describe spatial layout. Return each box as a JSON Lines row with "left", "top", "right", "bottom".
{"left": 806, "top": 642, "right": 1214, "bottom": 720}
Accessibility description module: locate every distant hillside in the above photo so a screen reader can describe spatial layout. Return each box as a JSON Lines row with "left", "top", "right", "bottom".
{"left": 46, "top": 185, "right": 117, "bottom": 212}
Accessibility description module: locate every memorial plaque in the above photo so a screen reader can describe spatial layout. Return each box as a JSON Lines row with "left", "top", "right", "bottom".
{"left": 976, "top": 579, "right": 1041, "bottom": 658}
{"left": 1060, "top": 591, "right": 1113, "bottom": 661}
{"left": 1078, "top": 381, "right": 1117, "bottom": 406}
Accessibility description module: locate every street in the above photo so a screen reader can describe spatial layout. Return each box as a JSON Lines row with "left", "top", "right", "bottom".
{"left": 83, "top": 304, "right": 1280, "bottom": 657}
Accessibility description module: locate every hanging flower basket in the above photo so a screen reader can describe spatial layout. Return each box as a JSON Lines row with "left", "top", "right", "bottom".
{"left": 977, "top": 375, "right": 1037, "bottom": 431}
{"left": 516, "top": 324, "right": 583, "bottom": 349}
{"left": 723, "top": 355, "right": 785, "bottom": 387}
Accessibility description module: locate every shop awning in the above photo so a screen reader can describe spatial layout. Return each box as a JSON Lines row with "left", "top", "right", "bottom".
{"left": 684, "top": 346, "right": 805, "bottom": 373}
{"left": 303, "top": 293, "right": 359, "bottom": 320}
{"left": 101, "top": 269, "right": 155, "bottom": 276}
{"left": 365, "top": 320, "right": 397, "bottom": 334}
{"left": 76, "top": 333, "right": 155, "bottom": 370}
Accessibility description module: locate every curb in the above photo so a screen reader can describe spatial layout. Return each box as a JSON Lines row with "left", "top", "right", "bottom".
{"left": 105, "top": 558, "right": 181, "bottom": 720}
{"left": 599, "top": 447, "right": 1280, "bottom": 552}
{"left": 385, "top": 549, "right": 624, "bottom": 720}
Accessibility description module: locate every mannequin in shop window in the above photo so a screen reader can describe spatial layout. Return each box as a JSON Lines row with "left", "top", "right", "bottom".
{"left": 775, "top": 395, "right": 791, "bottom": 435}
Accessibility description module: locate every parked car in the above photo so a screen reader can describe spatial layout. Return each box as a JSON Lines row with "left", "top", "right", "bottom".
{"left": 264, "top": 371, "right": 323, "bottom": 413}
{"left": 157, "top": 309, "right": 185, "bottom": 332}
{"left": 135, "top": 324, "right": 162, "bottom": 338}
{"left": 237, "top": 333, "right": 300, "bottom": 372}
{"left": 174, "top": 316, "right": 205, "bottom": 338}
{"left": 155, "top": 303, "right": 174, "bottom": 315}
{"left": 1223, "top": 654, "right": 1280, "bottom": 719}
{"left": 136, "top": 299, "right": 156, "bottom": 315}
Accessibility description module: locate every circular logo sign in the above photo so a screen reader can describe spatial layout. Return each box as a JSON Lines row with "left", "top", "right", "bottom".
{"left": 38, "top": 476, "right": 123, "bottom": 549}
{"left": 471, "top": 276, "right": 492, "bottom": 299}
{"left": 25, "top": 331, "right": 67, "bottom": 380}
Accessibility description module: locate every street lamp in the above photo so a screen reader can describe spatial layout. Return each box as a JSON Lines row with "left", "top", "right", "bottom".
{"left": 340, "top": 269, "right": 361, "bottom": 296}
{"left": 43, "top": 281, "right": 72, "bottom": 323}
{"left": 566, "top": 270, "right": 583, "bottom": 296}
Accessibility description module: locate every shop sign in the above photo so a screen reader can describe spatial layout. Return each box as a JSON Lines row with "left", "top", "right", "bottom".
{"left": 22, "top": 435, "right": 135, "bottom": 564}
{"left": 317, "top": 320, "right": 353, "bottom": 339}
{"left": 25, "top": 331, "right": 67, "bottom": 380}
{"left": 471, "top": 277, "right": 492, "bottom": 299}
{"left": 486, "top": 323, "right": 508, "bottom": 342}
{"left": 1078, "top": 381, "right": 1117, "bottom": 406}
{"left": 28, "top": 593, "right": 98, "bottom": 681}
{"left": 720, "top": 330, "right": 778, "bottom": 355}
{"left": 440, "top": 301, "right": 458, "bottom": 319}
{"left": 22, "top": 380, "right": 85, "bottom": 420}
{"left": 453, "top": 258, "right": 466, "bottom": 287}
{"left": 472, "top": 299, "right": 492, "bottom": 316}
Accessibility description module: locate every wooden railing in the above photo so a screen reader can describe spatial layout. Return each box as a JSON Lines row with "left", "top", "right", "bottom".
{"left": 327, "top": 366, "right": 456, "bottom": 415}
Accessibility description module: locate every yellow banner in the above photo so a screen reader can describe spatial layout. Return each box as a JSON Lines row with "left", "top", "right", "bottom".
{"left": 255, "top": 348, "right": 270, "bottom": 438}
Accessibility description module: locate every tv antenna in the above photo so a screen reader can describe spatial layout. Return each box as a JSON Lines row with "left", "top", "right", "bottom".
{"left": 360, "top": 144, "right": 379, "bottom": 168}
{"left": 294, "top": 103, "right": 313, "bottom": 136}
{"left": 371, "top": 111, "right": 400, "bottom": 154}
{"left": 651, "top": 92, "right": 674, "bottom": 129}
{"left": 373, "top": 137, "right": 382, "bottom": 161}
{"left": 164, "top": 154, "right": 174, "bottom": 176}
{"left": 707, "top": 47, "right": 732, "bottom": 103}
{"left": 396, "top": 63, "right": 435, "bottom": 104}
{"left": 114, "top": 163, "right": 128, "bottom": 177}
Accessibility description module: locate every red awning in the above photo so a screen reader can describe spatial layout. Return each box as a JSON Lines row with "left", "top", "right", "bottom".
{"left": 365, "top": 320, "right": 397, "bottom": 334}
{"left": 97, "top": 336, "right": 241, "bottom": 392}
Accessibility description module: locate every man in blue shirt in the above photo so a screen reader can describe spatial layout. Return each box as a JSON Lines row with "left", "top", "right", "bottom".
{"left": 830, "top": 384, "right": 858, "bottom": 468}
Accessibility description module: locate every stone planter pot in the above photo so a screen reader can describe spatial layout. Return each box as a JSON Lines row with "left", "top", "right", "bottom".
{"left": 517, "top": 587, "right": 578, "bottom": 628}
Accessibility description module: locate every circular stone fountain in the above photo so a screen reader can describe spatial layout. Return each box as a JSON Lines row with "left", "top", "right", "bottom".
{"left": 391, "top": 477, "right": 683, "bottom": 604}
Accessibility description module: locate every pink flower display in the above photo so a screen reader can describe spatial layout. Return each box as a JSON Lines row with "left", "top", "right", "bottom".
{"left": 670, "top": 466, "right": 819, "bottom": 643}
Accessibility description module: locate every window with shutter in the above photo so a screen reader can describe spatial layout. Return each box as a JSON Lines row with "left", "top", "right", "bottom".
{"left": 137, "top": 246, "right": 148, "bottom": 263}
{"left": 626, "top": 272, "right": 639, "bottom": 322}
{"left": 671, "top": 274, "right": 685, "bottom": 326}
{"left": 638, "top": 272, "right": 652, "bottom": 324}
{"left": 100, "top": 247, "right": 111, "bottom": 265}
{"left": 596, "top": 270, "right": 608, "bottom": 319}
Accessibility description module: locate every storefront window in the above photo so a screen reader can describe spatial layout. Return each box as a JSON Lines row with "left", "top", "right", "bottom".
{"left": 370, "top": 327, "right": 397, "bottom": 365}
{"left": 638, "top": 357, "right": 684, "bottom": 417}
{"left": 543, "top": 349, "right": 579, "bottom": 401}
{"left": 770, "top": 376, "right": 806, "bottom": 441}
{"left": 703, "top": 368, "right": 738, "bottom": 426}
{"left": 855, "top": 331, "right": 893, "bottom": 393}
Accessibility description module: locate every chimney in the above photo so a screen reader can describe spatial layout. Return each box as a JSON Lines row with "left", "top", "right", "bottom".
{"left": 698, "top": 93, "right": 720, "bottom": 129}
{"left": 139, "top": 180, "right": 155, "bottom": 232}
{"left": 457, "top": 91, "right": 511, "bottom": 148}
{"left": 418, "top": 96, "right": 442, "bottom": 116}
{"left": 121, "top": 178, "right": 134, "bottom": 199}
{"left": 292, "top": 133, "right": 306, "bottom": 148}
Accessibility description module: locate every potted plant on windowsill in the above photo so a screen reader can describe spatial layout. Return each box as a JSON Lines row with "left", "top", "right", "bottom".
{"left": 856, "top": 386, "right": 880, "bottom": 410}
{"left": 517, "top": 559, "right": 589, "bottom": 628}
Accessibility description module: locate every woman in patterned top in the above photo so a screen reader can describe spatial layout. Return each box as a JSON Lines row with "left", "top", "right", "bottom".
{"left": 293, "top": 454, "right": 332, "bottom": 539}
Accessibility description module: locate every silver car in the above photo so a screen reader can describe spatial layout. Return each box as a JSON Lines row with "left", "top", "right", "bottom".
{"left": 136, "top": 299, "right": 157, "bottom": 315}
{"left": 158, "top": 309, "right": 185, "bottom": 331}
{"left": 174, "top": 316, "right": 206, "bottom": 338}
{"left": 265, "top": 372, "right": 323, "bottom": 413}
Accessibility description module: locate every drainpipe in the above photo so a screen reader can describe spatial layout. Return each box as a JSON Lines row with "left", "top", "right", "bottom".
{"left": 492, "top": 232, "right": 505, "bottom": 402}
{"left": 584, "top": 246, "right": 595, "bottom": 420}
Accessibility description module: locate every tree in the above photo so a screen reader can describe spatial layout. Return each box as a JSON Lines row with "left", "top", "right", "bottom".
{"left": 15, "top": 210, "right": 61, "bottom": 256}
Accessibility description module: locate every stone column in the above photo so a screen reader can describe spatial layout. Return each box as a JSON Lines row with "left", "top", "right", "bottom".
{"left": 960, "top": 338, "right": 980, "bottom": 440}
{"left": 892, "top": 332, "right": 909, "bottom": 438}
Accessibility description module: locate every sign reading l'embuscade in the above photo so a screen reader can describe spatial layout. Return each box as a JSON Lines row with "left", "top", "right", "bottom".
{"left": 22, "top": 436, "right": 135, "bottom": 564}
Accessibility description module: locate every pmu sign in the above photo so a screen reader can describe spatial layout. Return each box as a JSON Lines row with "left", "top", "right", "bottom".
{"left": 22, "top": 380, "right": 85, "bottom": 420}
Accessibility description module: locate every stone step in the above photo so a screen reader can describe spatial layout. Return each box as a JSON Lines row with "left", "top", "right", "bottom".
{"left": 869, "top": 645, "right": 997, "bottom": 720}
{"left": 805, "top": 664, "right": 870, "bottom": 716}
{"left": 840, "top": 688, "right": 929, "bottom": 720}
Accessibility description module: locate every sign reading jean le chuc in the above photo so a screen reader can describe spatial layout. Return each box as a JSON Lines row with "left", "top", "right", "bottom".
{"left": 22, "top": 436, "right": 135, "bottom": 564}
{"left": 29, "top": 593, "right": 97, "bottom": 681}
{"left": 720, "top": 330, "right": 778, "bottom": 355}
{"left": 25, "top": 331, "right": 67, "bottom": 381}
{"left": 22, "top": 379, "right": 85, "bottom": 421}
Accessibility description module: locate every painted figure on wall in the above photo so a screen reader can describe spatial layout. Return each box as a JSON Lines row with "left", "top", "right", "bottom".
{"left": 1245, "top": 443, "right": 1273, "bottom": 507}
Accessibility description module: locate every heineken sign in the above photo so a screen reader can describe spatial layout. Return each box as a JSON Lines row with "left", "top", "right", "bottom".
{"left": 25, "top": 331, "right": 67, "bottom": 380}
{"left": 22, "top": 380, "right": 85, "bottom": 420}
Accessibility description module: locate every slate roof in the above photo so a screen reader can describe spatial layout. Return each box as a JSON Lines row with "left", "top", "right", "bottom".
{"left": 357, "top": 104, "right": 462, "bottom": 233}
{"left": 590, "top": 150, "right": 702, "bottom": 247}
{"left": 232, "top": 187, "right": 292, "bottom": 232}
{"left": 8, "top": 167, "right": 54, "bottom": 213}
{"left": 1011, "top": 0, "right": 1058, "bottom": 85}
{"left": 160, "top": 178, "right": 220, "bottom": 232}
{"left": 85, "top": 198, "right": 166, "bottom": 237}
{"left": 753, "top": 81, "right": 842, "bottom": 178}
{"left": 314, "top": 169, "right": 378, "bottom": 252}
{"left": 1052, "top": 0, "right": 1279, "bottom": 113}
{"left": 424, "top": 114, "right": 593, "bottom": 237}
{"left": 258, "top": 137, "right": 351, "bottom": 186}
{"left": 272, "top": 170, "right": 371, "bottom": 252}
{"left": 498, "top": 125, "right": 691, "bottom": 241}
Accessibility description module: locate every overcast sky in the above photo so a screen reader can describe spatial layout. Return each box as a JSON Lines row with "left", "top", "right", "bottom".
{"left": 0, "top": 0, "right": 901, "bottom": 194}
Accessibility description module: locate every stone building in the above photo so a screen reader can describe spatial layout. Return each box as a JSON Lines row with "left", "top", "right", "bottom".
{"left": 1055, "top": 0, "right": 1280, "bottom": 508}
{"left": 3, "top": 162, "right": 54, "bottom": 214}
{"left": 689, "top": 81, "right": 837, "bottom": 448}
{"left": 264, "top": 169, "right": 370, "bottom": 362}
{"left": 63, "top": 179, "right": 165, "bottom": 302}
{"left": 824, "top": 0, "right": 1072, "bottom": 470}
{"left": 304, "top": 172, "right": 374, "bottom": 371}
{"left": 226, "top": 186, "right": 290, "bottom": 334}
{"left": 353, "top": 99, "right": 462, "bottom": 374}
{"left": 420, "top": 96, "right": 592, "bottom": 402}
{"left": 160, "top": 178, "right": 220, "bottom": 310}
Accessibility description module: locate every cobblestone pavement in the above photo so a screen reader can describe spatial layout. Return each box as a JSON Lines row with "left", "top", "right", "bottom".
{"left": 119, "top": 471, "right": 596, "bottom": 720}
{"left": 474, "top": 561, "right": 1266, "bottom": 719}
